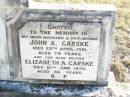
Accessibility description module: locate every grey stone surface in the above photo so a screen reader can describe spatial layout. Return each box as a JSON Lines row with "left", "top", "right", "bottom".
{"left": 0, "top": 72, "right": 128, "bottom": 97}
{"left": 0, "top": 7, "right": 10, "bottom": 80}
{"left": 0, "top": 91, "right": 110, "bottom": 97}
{"left": 0, "top": 82, "right": 108, "bottom": 97}
{"left": 0, "top": 0, "right": 117, "bottom": 85}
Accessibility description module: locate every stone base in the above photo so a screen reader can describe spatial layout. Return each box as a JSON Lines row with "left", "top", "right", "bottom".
{"left": 0, "top": 81, "right": 109, "bottom": 97}
{"left": 0, "top": 83, "right": 110, "bottom": 97}
{"left": 0, "top": 72, "right": 130, "bottom": 97}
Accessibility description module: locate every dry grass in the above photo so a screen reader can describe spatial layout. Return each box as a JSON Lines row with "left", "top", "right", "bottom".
{"left": 122, "top": 58, "right": 130, "bottom": 67}
{"left": 111, "top": 62, "right": 127, "bottom": 82}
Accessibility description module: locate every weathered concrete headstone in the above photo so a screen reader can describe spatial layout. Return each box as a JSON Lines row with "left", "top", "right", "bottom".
{"left": 0, "top": 0, "right": 116, "bottom": 86}
{"left": 0, "top": 0, "right": 118, "bottom": 97}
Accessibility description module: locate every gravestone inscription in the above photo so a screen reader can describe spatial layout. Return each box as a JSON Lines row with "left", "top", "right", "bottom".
{"left": 0, "top": 2, "right": 117, "bottom": 85}
{"left": 19, "top": 22, "right": 101, "bottom": 81}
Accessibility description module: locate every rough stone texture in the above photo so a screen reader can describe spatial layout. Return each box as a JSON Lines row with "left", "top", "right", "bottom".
{"left": 0, "top": 91, "right": 110, "bottom": 97}
{"left": 0, "top": 72, "right": 129, "bottom": 97}
{"left": 0, "top": 82, "right": 109, "bottom": 97}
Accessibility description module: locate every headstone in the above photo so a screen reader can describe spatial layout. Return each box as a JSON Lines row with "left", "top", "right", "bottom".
{"left": 0, "top": 0, "right": 116, "bottom": 86}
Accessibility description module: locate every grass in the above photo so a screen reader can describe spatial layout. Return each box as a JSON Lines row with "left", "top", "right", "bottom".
{"left": 122, "top": 58, "right": 130, "bottom": 67}
{"left": 111, "top": 61, "right": 127, "bottom": 82}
